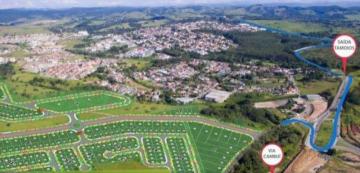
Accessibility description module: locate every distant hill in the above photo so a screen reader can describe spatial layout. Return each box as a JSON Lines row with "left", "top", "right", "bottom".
{"left": 0, "top": 5, "right": 358, "bottom": 24}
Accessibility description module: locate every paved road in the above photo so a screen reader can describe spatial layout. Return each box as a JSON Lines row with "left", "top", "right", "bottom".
{"left": 281, "top": 37, "right": 353, "bottom": 153}
{"left": 0, "top": 115, "right": 261, "bottom": 140}
{"left": 282, "top": 76, "right": 352, "bottom": 153}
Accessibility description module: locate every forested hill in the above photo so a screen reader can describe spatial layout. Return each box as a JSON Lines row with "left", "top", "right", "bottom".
{"left": 0, "top": 5, "right": 359, "bottom": 25}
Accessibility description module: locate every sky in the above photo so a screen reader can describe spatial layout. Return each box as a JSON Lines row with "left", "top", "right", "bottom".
{"left": 0, "top": 0, "right": 358, "bottom": 9}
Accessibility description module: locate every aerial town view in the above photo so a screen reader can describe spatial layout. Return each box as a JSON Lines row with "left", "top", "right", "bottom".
{"left": 0, "top": 0, "right": 360, "bottom": 173}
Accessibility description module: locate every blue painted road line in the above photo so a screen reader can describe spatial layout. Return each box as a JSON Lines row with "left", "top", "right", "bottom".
{"left": 241, "top": 19, "right": 354, "bottom": 152}
{"left": 281, "top": 76, "right": 352, "bottom": 152}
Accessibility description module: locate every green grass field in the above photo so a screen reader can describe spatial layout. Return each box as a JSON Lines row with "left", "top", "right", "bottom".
{"left": 295, "top": 77, "right": 340, "bottom": 96}
{"left": 121, "top": 58, "right": 153, "bottom": 70}
{"left": 140, "top": 20, "right": 168, "bottom": 27}
{"left": 250, "top": 20, "right": 328, "bottom": 33}
{"left": 0, "top": 25, "right": 50, "bottom": 36}
{"left": 315, "top": 119, "right": 333, "bottom": 147}
{"left": 78, "top": 102, "right": 203, "bottom": 121}
{"left": 88, "top": 161, "right": 170, "bottom": 173}
{"left": 36, "top": 91, "right": 130, "bottom": 113}
{"left": 187, "top": 122, "right": 251, "bottom": 173}
{"left": 0, "top": 115, "right": 68, "bottom": 132}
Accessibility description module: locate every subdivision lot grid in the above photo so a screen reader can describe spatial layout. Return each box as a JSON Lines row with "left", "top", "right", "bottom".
{"left": 55, "top": 148, "right": 81, "bottom": 171}
{"left": 142, "top": 137, "right": 167, "bottom": 165}
{"left": 0, "top": 102, "right": 43, "bottom": 121}
{"left": 32, "top": 91, "right": 131, "bottom": 113}
{"left": 186, "top": 122, "right": 253, "bottom": 173}
{"left": 166, "top": 137, "right": 195, "bottom": 173}
{"left": 0, "top": 120, "right": 252, "bottom": 173}
{"left": 83, "top": 121, "right": 252, "bottom": 173}
{"left": 0, "top": 130, "right": 80, "bottom": 154}
{"left": 0, "top": 152, "right": 49, "bottom": 171}
{"left": 84, "top": 121, "right": 187, "bottom": 139}
{"left": 79, "top": 137, "right": 140, "bottom": 165}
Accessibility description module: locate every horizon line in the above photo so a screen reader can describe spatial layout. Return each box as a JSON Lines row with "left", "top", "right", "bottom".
{"left": 0, "top": 2, "right": 359, "bottom": 10}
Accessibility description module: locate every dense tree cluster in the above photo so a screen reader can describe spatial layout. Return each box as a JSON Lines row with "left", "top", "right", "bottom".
{"left": 232, "top": 126, "right": 303, "bottom": 173}
{"left": 201, "top": 94, "right": 280, "bottom": 126}
{"left": 211, "top": 31, "right": 318, "bottom": 68}
{"left": 348, "top": 86, "right": 360, "bottom": 105}
{"left": 0, "top": 63, "right": 14, "bottom": 79}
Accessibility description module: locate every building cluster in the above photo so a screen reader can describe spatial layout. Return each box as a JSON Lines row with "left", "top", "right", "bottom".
{"left": 43, "top": 60, "right": 102, "bottom": 80}
{"left": 0, "top": 31, "right": 94, "bottom": 80}
{"left": 0, "top": 20, "right": 297, "bottom": 104}
{"left": 0, "top": 57, "right": 16, "bottom": 64}
{"left": 124, "top": 47, "right": 155, "bottom": 58}
{"left": 22, "top": 51, "right": 78, "bottom": 73}
{"left": 85, "top": 21, "right": 264, "bottom": 57}
{"left": 129, "top": 59, "right": 298, "bottom": 102}
{"left": 127, "top": 26, "right": 234, "bottom": 55}
{"left": 133, "top": 61, "right": 214, "bottom": 98}
{"left": 175, "top": 21, "right": 266, "bottom": 32}
{"left": 0, "top": 45, "right": 16, "bottom": 55}
{"left": 86, "top": 34, "right": 135, "bottom": 53}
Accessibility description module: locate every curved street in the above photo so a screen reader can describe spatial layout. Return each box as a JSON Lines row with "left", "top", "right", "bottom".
{"left": 0, "top": 114, "right": 261, "bottom": 140}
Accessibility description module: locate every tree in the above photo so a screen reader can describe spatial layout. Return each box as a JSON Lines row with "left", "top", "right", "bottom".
{"left": 0, "top": 63, "right": 15, "bottom": 78}
{"left": 348, "top": 87, "right": 360, "bottom": 105}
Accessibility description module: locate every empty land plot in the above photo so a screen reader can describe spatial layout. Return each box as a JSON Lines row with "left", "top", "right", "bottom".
{"left": 0, "top": 152, "right": 49, "bottom": 171}
{"left": 36, "top": 91, "right": 130, "bottom": 113}
{"left": 84, "top": 121, "right": 187, "bottom": 139}
{"left": 0, "top": 130, "right": 80, "bottom": 154}
{"left": 166, "top": 137, "right": 195, "bottom": 173}
{"left": 142, "top": 137, "right": 167, "bottom": 165}
{"left": 26, "top": 167, "right": 54, "bottom": 172}
{"left": 84, "top": 121, "right": 252, "bottom": 173}
{"left": 0, "top": 103, "right": 43, "bottom": 120}
{"left": 80, "top": 137, "right": 139, "bottom": 165}
{"left": 249, "top": 20, "right": 327, "bottom": 33}
{"left": 78, "top": 103, "right": 204, "bottom": 121}
{"left": 55, "top": 148, "right": 81, "bottom": 171}
{"left": 160, "top": 105, "right": 201, "bottom": 115}
{"left": 187, "top": 122, "right": 252, "bottom": 173}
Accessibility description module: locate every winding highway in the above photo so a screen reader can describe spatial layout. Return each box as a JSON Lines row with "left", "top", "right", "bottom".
{"left": 281, "top": 45, "right": 353, "bottom": 153}
{"left": 240, "top": 19, "right": 356, "bottom": 153}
